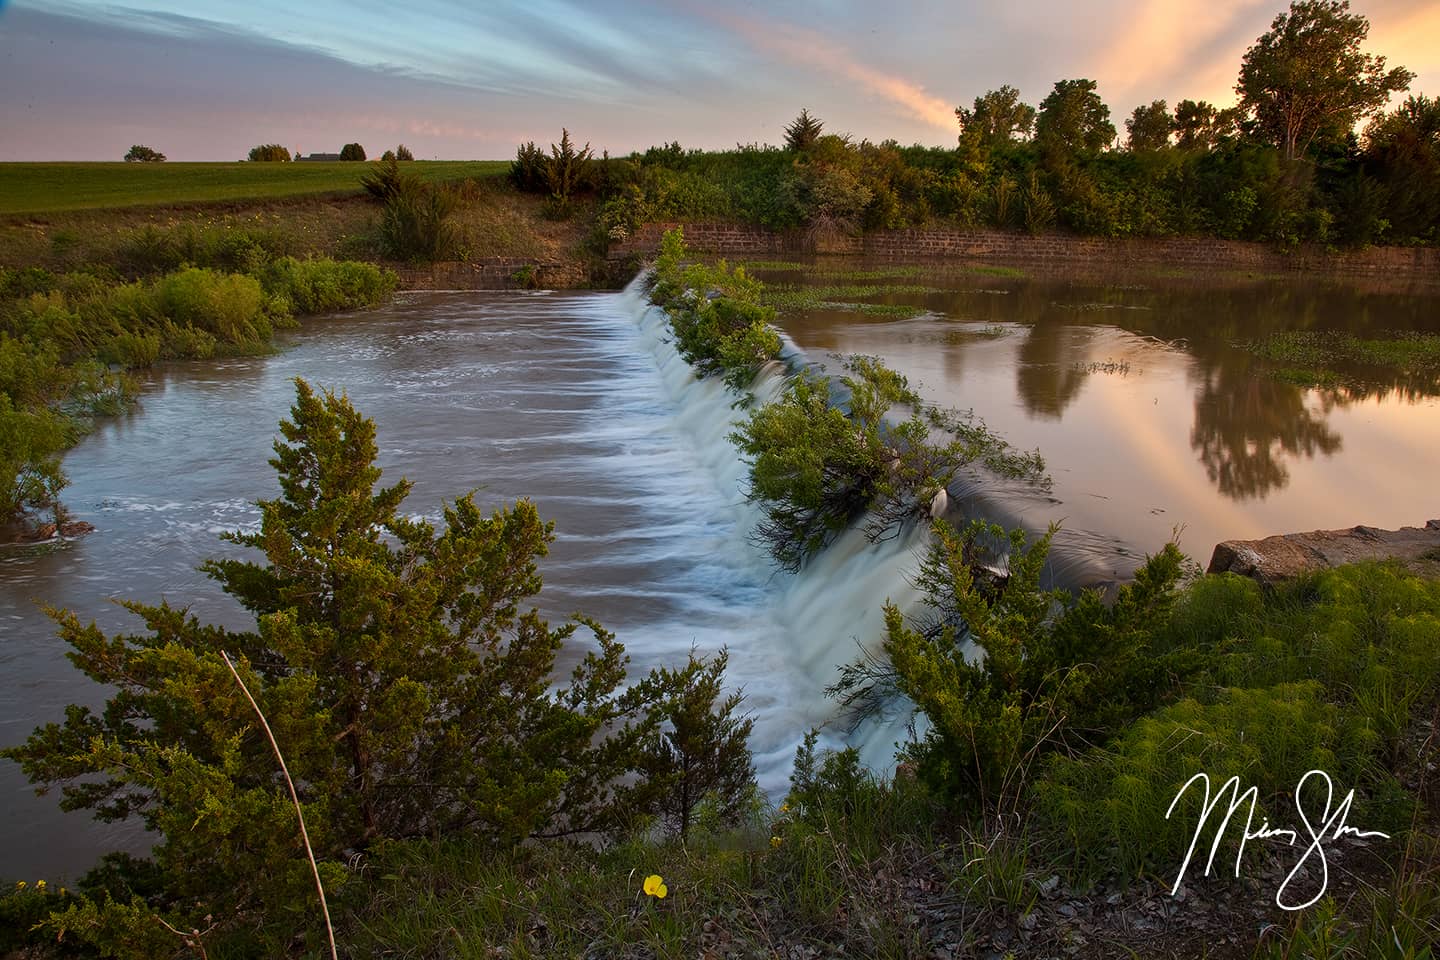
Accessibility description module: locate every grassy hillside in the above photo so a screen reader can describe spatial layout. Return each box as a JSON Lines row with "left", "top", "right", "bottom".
{"left": 0, "top": 160, "right": 509, "bottom": 215}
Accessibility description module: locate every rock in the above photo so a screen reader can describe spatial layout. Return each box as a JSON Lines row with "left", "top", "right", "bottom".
{"left": 1208, "top": 519, "right": 1440, "bottom": 584}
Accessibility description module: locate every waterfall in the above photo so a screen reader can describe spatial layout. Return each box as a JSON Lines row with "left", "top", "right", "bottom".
{"left": 613, "top": 273, "right": 1144, "bottom": 790}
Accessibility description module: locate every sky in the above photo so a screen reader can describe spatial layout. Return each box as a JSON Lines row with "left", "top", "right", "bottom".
{"left": 1, "top": 0, "right": 1437, "bottom": 161}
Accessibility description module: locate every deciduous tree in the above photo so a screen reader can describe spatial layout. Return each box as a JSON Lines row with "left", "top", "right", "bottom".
{"left": 1036, "top": 79, "right": 1117, "bottom": 155}
{"left": 957, "top": 85, "right": 1036, "bottom": 149}
{"left": 1236, "top": 0, "right": 1413, "bottom": 160}
{"left": 248, "top": 143, "right": 291, "bottom": 162}
{"left": 1126, "top": 100, "right": 1174, "bottom": 151}
{"left": 123, "top": 144, "right": 165, "bottom": 162}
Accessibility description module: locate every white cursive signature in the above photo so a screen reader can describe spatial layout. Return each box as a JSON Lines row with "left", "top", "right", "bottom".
{"left": 1165, "top": 769, "right": 1390, "bottom": 911}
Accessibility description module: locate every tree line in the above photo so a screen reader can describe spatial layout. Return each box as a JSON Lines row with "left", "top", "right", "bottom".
{"left": 514, "top": 1, "right": 1436, "bottom": 248}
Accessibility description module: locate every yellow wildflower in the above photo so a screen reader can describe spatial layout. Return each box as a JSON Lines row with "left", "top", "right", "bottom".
{"left": 35, "top": 880, "right": 46, "bottom": 891}
{"left": 15, "top": 882, "right": 25, "bottom": 891}
{"left": 770, "top": 835, "right": 783, "bottom": 848}
{"left": 643, "top": 874, "right": 668, "bottom": 899}
{"left": 779, "top": 802, "right": 790, "bottom": 813}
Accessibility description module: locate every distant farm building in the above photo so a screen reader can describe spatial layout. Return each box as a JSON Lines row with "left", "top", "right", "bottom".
{"left": 297, "top": 153, "right": 342, "bottom": 162}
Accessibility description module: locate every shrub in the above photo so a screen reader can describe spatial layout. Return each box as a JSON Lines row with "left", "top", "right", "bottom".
{"left": 648, "top": 227, "right": 782, "bottom": 390}
{"left": 1034, "top": 683, "right": 1396, "bottom": 881}
{"left": 862, "top": 520, "right": 1189, "bottom": 811}
{"left": 632, "top": 647, "right": 756, "bottom": 839}
{"left": 141, "top": 267, "right": 278, "bottom": 345}
{"left": 545, "top": 129, "right": 594, "bottom": 203}
{"left": 0, "top": 394, "right": 71, "bottom": 522}
{"left": 395, "top": 143, "right": 414, "bottom": 161}
{"left": 261, "top": 257, "right": 396, "bottom": 315}
{"left": 378, "top": 180, "right": 461, "bottom": 261}
{"left": 247, "top": 144, "right": 291, "bottom": 162}
{"left": 511, "top": 141, "right": 549, "bottom": 193}
{"left": 730, "top": 358, "right": 1043, "bottom": 571}
{"left": 339, "top": 142, "right": 367, "bottom": 161}
{"left": 3, "top": 381, "right": 753, "bottom": 953}
{"left": 360, "top": 156, "right": 418, "bottom": 203}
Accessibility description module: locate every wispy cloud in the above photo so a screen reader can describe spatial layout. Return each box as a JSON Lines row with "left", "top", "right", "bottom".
{"left": 699, "top": 8, "right": 957, "bottom": 132}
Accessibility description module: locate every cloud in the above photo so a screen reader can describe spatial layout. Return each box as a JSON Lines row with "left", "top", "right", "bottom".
{"left": 697, "top": 8, "right": 957, "bottom": 131}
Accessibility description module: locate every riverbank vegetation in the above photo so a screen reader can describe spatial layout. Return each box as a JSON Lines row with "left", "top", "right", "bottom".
{"left": 496, "top": 2, "right": 1436, "bottom": 254}
{"left": 0, "top": 246, "right": 394, "bottom": 532}
{"left": 4, "top": 458, "right": 1436, "bottom": 957}
{"left": 2, "top": 238, "right": 1436, "bottom": 955}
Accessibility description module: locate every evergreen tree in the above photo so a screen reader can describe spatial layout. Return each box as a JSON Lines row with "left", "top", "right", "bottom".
{"left": 634, "top": 648, "right": 756, "bottom": 839}
{"left": 4, "top": 379, "right": 742, "bottom": 950}
{"left": 784, "top": 108, "right": 825, "bottom": 152}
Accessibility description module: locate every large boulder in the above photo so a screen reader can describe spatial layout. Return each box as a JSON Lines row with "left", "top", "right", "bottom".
{"left": 1208, "top": 520, "right": 1440, "bottom": 585}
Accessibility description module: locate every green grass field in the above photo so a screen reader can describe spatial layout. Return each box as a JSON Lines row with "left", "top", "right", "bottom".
{"left": 0, "top": 160, "right": 510, "bottom": 215}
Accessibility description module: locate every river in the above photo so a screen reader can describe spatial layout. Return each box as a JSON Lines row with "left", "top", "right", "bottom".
{"left": 3, "top": 268, "right": 1438, "bottom": 881}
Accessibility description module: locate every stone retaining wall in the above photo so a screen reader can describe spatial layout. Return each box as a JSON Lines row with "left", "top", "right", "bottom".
{"left": 610, "top": 222, "right": 1440, "bottom": 280}
{"left": 391, "top": 258, "right": 588, "bottom": 290}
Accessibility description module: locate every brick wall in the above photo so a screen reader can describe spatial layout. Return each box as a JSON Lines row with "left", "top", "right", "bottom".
{"left": 390, "top": 258, "right": 588, "bottom": 290}
{"left": 610, "top": 222, "right": 1440, "bottom": 280}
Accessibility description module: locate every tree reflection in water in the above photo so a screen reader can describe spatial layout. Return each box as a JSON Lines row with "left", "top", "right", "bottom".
{"left": 1190, "top": 361, "right": 1343, "bottom": 500}
{"left": 1015, "top": 320, "right": 1090, "bottom": 419}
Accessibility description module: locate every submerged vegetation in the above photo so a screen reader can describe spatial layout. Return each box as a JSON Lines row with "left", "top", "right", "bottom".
{"left": 1247, "top": 329, "right": 1440, "bottom": 389}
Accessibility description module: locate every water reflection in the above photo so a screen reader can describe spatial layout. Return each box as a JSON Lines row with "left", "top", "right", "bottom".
{"left": 1015, "top": 321, "right": 1090, "bottom": 419}
{"left": 1189, "top": 359, "right": 1343, "bottom": 501}
{"left": 766, "top": 262, "right": 1440, "bottom": 563}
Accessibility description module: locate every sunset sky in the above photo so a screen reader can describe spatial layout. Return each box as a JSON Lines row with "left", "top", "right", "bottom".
{"left": 1, "top": 0, "right": 1436, "bottom": 161}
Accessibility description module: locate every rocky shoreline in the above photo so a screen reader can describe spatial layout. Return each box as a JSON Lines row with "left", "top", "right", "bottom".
{"left": 1209, "top": 519, "right": 1440, "bottom": 585}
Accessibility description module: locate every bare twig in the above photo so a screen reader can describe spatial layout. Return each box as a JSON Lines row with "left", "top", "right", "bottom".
{"left": 221, "top": 651, "right": 339, "bottom": 960}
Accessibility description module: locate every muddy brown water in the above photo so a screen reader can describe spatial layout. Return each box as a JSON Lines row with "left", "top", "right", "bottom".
{"left": 3, "top": 270, "right": 1438, "bottom": 882}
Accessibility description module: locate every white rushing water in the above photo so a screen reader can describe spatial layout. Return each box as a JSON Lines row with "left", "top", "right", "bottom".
{"left": 612, "top": 276, "right": 932, "bottom": 782}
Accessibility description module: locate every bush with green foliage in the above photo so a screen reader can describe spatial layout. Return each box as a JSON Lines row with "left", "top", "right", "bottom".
{"left": 377, "top": 179, "right": 461, "bottom": 261}
{"left": 395, "top": 143, "right": 415, "bottom": 161}
{"left": 648, "top": 227, "right": 783, "bottom": 391}
{"left": 730, "top": 356, "right": 1045, "bottom": 572}
{"left": 359, "top": 155, "right": 418, "bottom": 204}
{"left": 851, "top": 520, "right": 1188, "bottom": 810}
{"left": 247, "top": 143, "right": 291, "bottom": 162}
{"left": 339, "top": 142, "right": 367, "bottom": 161}
{"left": 262, "top": 256, "right": 397, "bottom": 314}
{"left": 3, "top": 380, "right": 756, "bottom": 954}
{"left": 632, "top": 647, "right": 756, "bottom": 840}
{"left": 1035, "top": 561, "right": 1440, "bottom": 880}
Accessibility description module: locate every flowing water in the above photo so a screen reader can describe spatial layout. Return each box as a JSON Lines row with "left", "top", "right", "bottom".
{"left": 3, "top": 269, "right": 1439, "bottom": 881}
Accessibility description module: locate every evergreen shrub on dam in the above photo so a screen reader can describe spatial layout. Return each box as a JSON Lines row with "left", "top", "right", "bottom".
{"left": 2, "top": 380, "right": 757, "bottom": 956}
